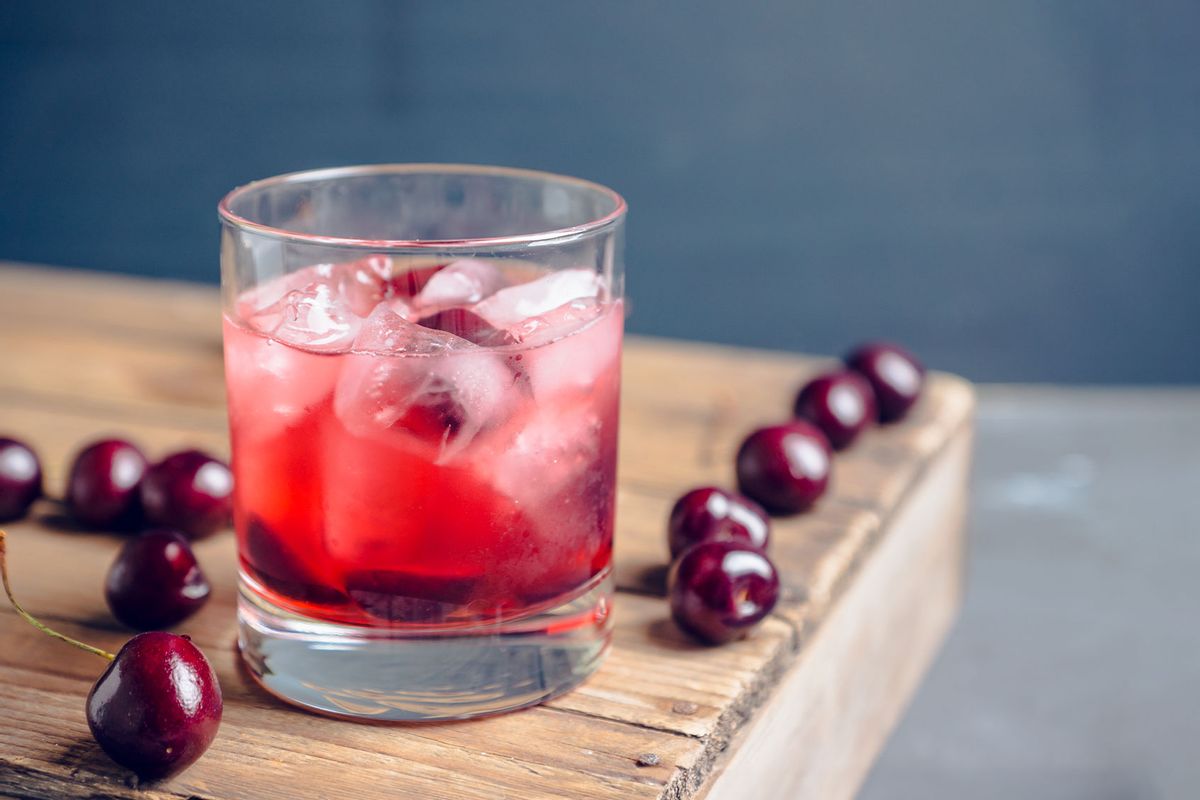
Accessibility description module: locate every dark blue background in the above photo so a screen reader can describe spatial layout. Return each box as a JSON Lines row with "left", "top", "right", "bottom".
{"left": 2, "top": 1, "right": 1198, "bottom": 382}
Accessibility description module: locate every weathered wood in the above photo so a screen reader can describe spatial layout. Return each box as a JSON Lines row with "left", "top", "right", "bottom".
{"left": 700, "top": 425, "right": 972, "bottom": 800}
{"left": 0, "top": 262, "right": 974, "bottom": 799}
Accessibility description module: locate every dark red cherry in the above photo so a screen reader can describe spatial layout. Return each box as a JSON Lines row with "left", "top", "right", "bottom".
{"left": 141, "top": 450, "right": 233, "bottom": 539}
{"left": 736, "top": 422, "right": 832, "bottom": 515}
{"left": 668, "top": 540, "right": 780, "bottom": 645}
{"left": 391, "top": 379, "right": 469, "bottom": 442}
{"left": 105, "top": 529, "right": 211, "bottom": 630}
{"left": 0, "top": 532, "right": 221, "bottom": 782}
{"left": 86, "top": 632, "right": 223, "bottom": 781}
{"left": 0, "top": 437, "right": 42, "bottom": 522}
{"left": 845, "top": 341, "right": 925, "bottom": 423}
{"left": 66, "top": 439, "right": 148, "bottom": 529}
{"left": 793, "top": 371, "right": 876, "bottom": 450}
{"left": 668, "top": 487, "right": 770, "bottom": 559}
{"left": 243, "top": 517, "right": 348, "bottom": 606}
{"left": 345, "top": 569, "right": 482, "bottom": 624}
{"left": 417, "top": 308, "right": 517, "bottom": 347}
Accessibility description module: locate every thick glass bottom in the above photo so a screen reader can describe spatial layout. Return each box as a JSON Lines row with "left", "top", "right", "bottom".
{"left": 237, "top": 569, "right": 613, "bottom": 722}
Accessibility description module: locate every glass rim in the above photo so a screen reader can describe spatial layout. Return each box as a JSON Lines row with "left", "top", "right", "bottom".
{"left": 217, "top": 163, "right": 627, "bottom": 251}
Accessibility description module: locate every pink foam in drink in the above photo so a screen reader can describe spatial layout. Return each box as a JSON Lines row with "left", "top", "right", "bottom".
{"left": 223, "top": 256, "right": 622, "bottom": 627}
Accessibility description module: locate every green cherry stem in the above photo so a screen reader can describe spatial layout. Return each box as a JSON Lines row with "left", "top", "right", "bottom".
{"left": 0, "top": 529, "right": 115, "bottom": 662}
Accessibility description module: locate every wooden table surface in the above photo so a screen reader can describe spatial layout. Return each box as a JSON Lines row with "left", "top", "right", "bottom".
{"left": 0, "top": 263, "right": 974, "bottom": 800}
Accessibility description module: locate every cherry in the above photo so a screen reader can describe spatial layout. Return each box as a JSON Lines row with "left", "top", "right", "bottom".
{"left": 87, "top": 631, "right": 223, "bottom": 781}
{"left": 345, "top": 569, "right": 482, "bottom": 624}
{"left": 668, "top": 540, "right": 780, "bottom": 645}
{"left": 140, "top": 450, "right": 233, "bottom": 539}
{"left": 793, "top": 371, "right": 876, "bottom": 450}
{"left": 845, "top": 341, "right": 925, "bottom": 423}
{"left": 0, "top": 437, "right": 42, "bottom": 522}
{"left": 66, "top": 439, "right": 148, "bottom": 529}
{"left": 417, "top": 308, "right": 517, "bottom": 347}
{"left": 106, "top": 529, "right": 211, "bottom": 631}
{"left": 333, "top": 255, "right": 394, "bottom": 317}
{"left": 667, "top": 487, "right": 770, "bottom": 560}
{"left": 243, "top": 516, "right": 348, "bottom": 606}
{"left": 0, "top": 529, "right": 222, "bottom": 781}
{"left": 735, "top": 422, "right": 832, "bottom": 515}
{"left": 392, "top": 379, "right": 469, "bottom": 441}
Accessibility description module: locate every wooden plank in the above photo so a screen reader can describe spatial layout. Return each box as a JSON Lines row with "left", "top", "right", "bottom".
{"left": 0, "top": 262, "right": 222, "bottom": 344}
{"left": 0, "top": 263, "right": 974, "bottom": 799}
{"left": 0, "top": 324, "right": 226, "bottom": 426}
{"left": 0, "top": 527, "right": 706, "bottom": 799}
{"left": 699, "top": 427, "right": 971, "bottom": 800}
{"left": 0, "top": 666, "right": 695, "bottom": 800}
{"left": 547, "top": 593, "right": 795, "bottom": 739}
{"left": 611, "top": 377, "right": 971, "bottom": 598}
{"left": 0, "top": 521, "right": 790, "bottom": 745}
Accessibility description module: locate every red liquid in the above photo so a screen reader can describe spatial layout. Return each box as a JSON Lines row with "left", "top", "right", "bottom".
{"left": 223, "top": 258, "right": 622, "bottom": 627}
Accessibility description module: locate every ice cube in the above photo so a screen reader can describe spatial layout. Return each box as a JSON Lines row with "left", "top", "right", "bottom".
{"left": 332, "top": 255, "right": 393, "bottom": 317}
{"left": 222, "top": 316, "right": 342, "bottom": 443}
{"left": 250, "top": 281, "right": 361, "bottom": 352}
{"left": 415, "top": 258, "right": 507, "bottom": 313}
{"left": 334, "top": 345, "right": 520, "bottom": 460}
{"left": 417, "top": 308, "right": 518, "bottom": 347}
{"left": 474, "top": 268, "right": 602, "bottom": 328}
{"left": 380, "top": 295, "right": 414, "bottom": 319}
{"left": 509, "top": 298, "right": 603, "bottom": 346}
{"left": 388, "top": 261, "right": 448, "bottom": 297}
{"left": 492, "top": 400, "right": 600, "bottom": 499}
{"left": 237, "top": 266, "right": 322, "bottom": 319}
{"left": 519, "top": 300, "right": 622, "bottom": 399}
{"left": 353, "top": 305, "right": 462, "bottom": 355}
{"left": 332, "top": 256, "right": 447, "bottom": 306}
{"left": 483, "top": 398, "right": 613, "bottom": 595}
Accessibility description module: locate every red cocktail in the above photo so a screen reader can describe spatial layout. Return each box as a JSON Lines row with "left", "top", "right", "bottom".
{"left": 224, "top": 258, "right": 621, "bottom": 627}
{"left": 219, "top": 165, "right": 625, "bottom": 720}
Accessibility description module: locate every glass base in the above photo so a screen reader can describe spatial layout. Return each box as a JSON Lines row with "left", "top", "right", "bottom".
{"left": 237, "top": 570, "right": 613, "bottom": 722}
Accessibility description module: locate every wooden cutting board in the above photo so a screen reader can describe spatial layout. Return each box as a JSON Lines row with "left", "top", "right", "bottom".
{"left": 0, "top": 263, "right": 974, "bottom": 800}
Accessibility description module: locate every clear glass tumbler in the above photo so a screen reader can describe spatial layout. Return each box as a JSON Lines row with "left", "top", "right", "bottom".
{"left": 218, "top": 165, "right": 625, "bottom": 720}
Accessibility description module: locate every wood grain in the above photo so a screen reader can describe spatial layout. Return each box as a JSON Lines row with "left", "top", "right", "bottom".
{"left": 0, "top": 263, "right": 974, "bottom": 799}
{"left": 700, "top": 429, "right": 972, "bottom": 800}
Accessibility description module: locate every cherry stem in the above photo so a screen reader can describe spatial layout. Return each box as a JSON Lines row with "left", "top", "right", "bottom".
{"left": 0, "top": 530, "right": 115, "bottom": 662}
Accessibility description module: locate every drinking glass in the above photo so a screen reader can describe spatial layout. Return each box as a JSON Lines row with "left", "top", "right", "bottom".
{"left": 218, "top": 165, "right": 625, "bottom": 720}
